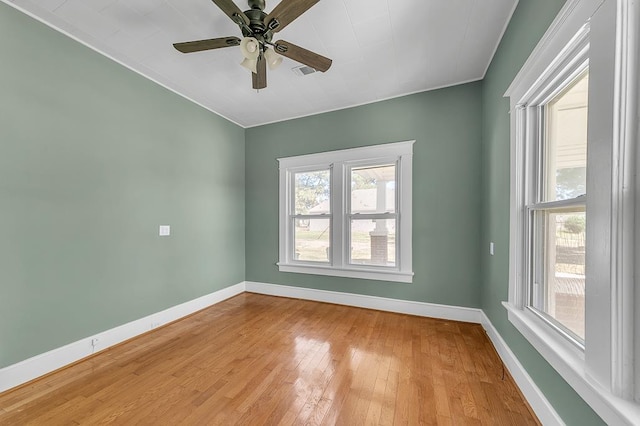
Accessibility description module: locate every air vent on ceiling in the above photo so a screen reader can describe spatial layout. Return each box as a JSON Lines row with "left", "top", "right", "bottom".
{"left": 291, "top": 65, "right": 317, "bottom": 76}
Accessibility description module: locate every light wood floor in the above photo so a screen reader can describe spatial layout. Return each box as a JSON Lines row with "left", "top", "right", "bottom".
{"left": 0, "top": 293, "right": 539, "bottom": 425}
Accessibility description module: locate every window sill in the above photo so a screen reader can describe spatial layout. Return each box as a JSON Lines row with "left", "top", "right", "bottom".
{"left": 277, "top": 263, "right": 413, "bottom": 283}
{"left": 503, "top": 302, "right": 640, "bottom": 425}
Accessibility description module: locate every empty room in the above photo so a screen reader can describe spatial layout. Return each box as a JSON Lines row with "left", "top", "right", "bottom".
{"left": 0, "top": 0, "right": 638, "bottom": 424}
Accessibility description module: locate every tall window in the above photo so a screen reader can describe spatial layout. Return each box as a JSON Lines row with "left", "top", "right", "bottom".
{"left": 278, "top": 141, "right": 413, "bottom": 283}
{"left": 348, "top": 163, "right": 397, "bottom": 267}
{"left": 293, "top": 170, "right": 331, "bottom": 262}
{"left": 505, "top": 0, "right": 639, "bottom": 423}
{"left": 529, "top": 69, "right": 589, "bottom": 345}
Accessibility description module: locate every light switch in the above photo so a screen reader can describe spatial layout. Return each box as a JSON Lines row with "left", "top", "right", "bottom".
{"left": 159, "top": 225, "right": 171, "bottom": 236}
{"left": 490, "top": 242, "right": 495, "bottom": 256}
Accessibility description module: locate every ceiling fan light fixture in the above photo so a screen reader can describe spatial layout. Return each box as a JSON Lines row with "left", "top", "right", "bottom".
{"left": 173, "top": 0, "right": 334, "bottom": 89}
{"left": 264, "top": 48, "right": 283, "bottom": 70}
{"left": 240, "top": 57, "right": 258, "bottom": 73}
{"left": 240, "top": 37, "right": 260, "bottom": 60}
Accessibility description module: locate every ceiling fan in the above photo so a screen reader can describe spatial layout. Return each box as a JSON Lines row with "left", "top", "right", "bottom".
{"left": 173, "top": 0, "right": 332, "bottom": 90}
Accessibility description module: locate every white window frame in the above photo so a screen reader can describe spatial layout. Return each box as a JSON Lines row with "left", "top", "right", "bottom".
{"left": 278, "top": 141, "right": 414, "bottom": 283}
{"left": 504, "top": 0, "right": 640, "bottom": 423}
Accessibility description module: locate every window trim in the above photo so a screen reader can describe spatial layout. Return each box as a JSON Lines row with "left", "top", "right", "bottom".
{"left": 278, "top": 141, "right": 414, "bottom": 283}
{"left": 504, "top": 0, "right": 640, "bottom": 423}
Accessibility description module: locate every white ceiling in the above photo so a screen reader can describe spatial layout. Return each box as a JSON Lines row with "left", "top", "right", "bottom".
{"left": 5, "top": 0, "right": 518, "bottom": 128}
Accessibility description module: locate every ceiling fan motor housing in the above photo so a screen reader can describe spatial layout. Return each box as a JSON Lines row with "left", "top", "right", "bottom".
{"left": 242, "top": 3, "right": 271, "bottom": 43}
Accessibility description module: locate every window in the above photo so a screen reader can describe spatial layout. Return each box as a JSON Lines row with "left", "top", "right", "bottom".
{"left": 278, "top": 141, "right": 414, "bottom": 283}
{"left": 505, "top": 0, "right": 639, "bottom": 423}
{"left": 348, "top": 163, "right": 397, "bottom": 267}
{"left": 292, "top": 169, "right": 331, "bottom": 263}
{"left": 529, "top": 68, "right": 589, "bottom": 346}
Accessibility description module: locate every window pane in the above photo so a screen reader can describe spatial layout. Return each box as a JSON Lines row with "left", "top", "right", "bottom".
{"left": 532, "top": 209, "right": 586, "bottom": 341}
{"left": 350, "top": 164, "right": 396, "bottom": 214}
{"left": 294, "top": 170, "right": 330, "bottom": 215}
{"left": 349, "top": 219, "right": 396, "bottom": 266}
{"left": 544, "top": 71, "right": 589, "bottom": 201}
{"left": 294, "top": 219, "right": 330, "bottom": 262}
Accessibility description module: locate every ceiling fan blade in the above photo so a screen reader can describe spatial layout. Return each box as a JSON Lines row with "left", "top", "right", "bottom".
{"left": 173, "top": 36, "right": 241, "bottom": 53}
{"left": 265, "top": 0, "right": 320, "bottom": 33}
{"left": 211, "top": 0, "right": 250, "bottom": 25}
{"left": 252, "top": 55, "right": 267, "bottom": 89}
{"left": 274, "top": 40, "right": 332, "bottom": 72}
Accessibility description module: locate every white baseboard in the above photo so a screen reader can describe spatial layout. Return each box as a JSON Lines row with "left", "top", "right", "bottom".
{"left": 0, "top": 282, "right": 246, "bottom": 394}
{"left": 480, "top": 311, "right": 564, "bottom": 425}
{"left": 245, "top": 281, "right": 483, "bottom": 324}
{"left": 1, "top": 279, "right": 562, "bottom": 426}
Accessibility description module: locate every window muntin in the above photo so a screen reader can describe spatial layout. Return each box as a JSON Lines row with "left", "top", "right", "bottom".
{"left": 527, "top": 68, "right": 589, "bottom": 347}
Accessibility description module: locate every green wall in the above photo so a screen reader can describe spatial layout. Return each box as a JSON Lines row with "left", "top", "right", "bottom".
{"left": 246, "top": 83, "right": 483, "bottom": 307}
{"left": 480, "top": 0, "right": 604, "bottom": 423}
{"left": 0, "top": 0, "right": 609, "bottom": 422}
{"left": 0, "top": 2, "right": 245, "bottom": 368}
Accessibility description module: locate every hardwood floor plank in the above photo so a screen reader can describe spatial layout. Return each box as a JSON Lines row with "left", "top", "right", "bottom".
{"left": 0, "top": 293, "right": 540, "bottom": 425}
